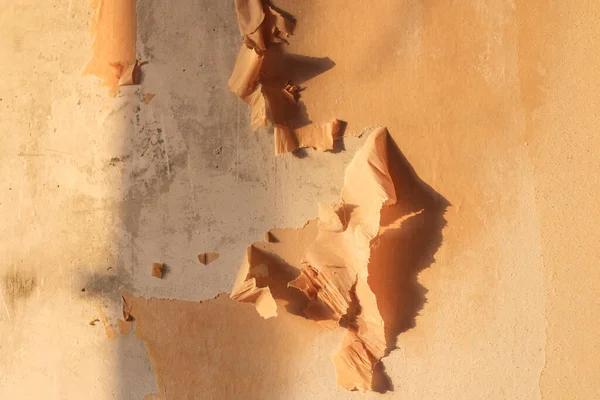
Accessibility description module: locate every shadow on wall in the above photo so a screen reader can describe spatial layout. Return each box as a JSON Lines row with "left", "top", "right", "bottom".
{"left": 262, "top": 48, "right": 336, "bottom": 130}
{"left": 370, "top": 134, "right": 450, "bottom": 392}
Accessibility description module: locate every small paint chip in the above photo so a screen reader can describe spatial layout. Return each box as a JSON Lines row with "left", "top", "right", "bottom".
{"left": 198, "top": 252, "right": 220, "bottom": 265}
{"left": 152, "top": 263, "right": 165, "bottom": 278}
{"left": 143, "top": 93, "right": 155, "bottom": 104}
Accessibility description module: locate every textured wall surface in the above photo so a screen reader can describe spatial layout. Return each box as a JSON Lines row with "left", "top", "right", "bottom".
{"left": 0, "top": 0, "right": 598, "bottom": 399}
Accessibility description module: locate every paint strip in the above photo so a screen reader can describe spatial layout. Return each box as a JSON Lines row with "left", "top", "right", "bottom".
{"left": 197, "top": 252, "right": 220, "bottom": 265}
{"left": 84, "top": 0, "right": 137, "bottom": 96}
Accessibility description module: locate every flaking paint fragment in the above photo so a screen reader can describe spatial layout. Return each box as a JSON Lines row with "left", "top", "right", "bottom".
{"left": 267, "top": 6, "right": 295, "bottom": 42}
{"left": 228, "top": 45, "right": 264, "bottom": 98}
{"left": 274, "top": 119, "right": 341, "bottom": 155}
{"left": 230, "top": 220, "right": 319, "bottom": 318}
{"left": 121, "top": 294, "right": 133, "bottom": 321}
{"left": 115, "top": 59, "right": 138, "bottom": 86}
{"left": 246, "top": 84, "right": 268, "bottom": 131}
{"left": 83, "top": 0, "right": 137, "bottom": 96}
{"left": 229, "top": 1, "right": 342, "bottom": 154}
{"left": 231, "top": 127, "right": 411, "bottom": 391}
{"left": 234, "top": 0, "right": 265, "bottom": 36}
{"left": 283, "top": 81, "right": 300, "bottom": 102}
{"left": 230, "top": 246, "right": 278, "bottom": 318}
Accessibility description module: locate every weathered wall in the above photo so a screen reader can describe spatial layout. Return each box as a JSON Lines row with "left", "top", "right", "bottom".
{"left": 0, "top": 0, "right": 598, "bottom": 399}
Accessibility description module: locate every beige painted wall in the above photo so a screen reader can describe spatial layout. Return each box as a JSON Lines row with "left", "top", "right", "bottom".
{"left": 0, "top": 0, "right": 598, "bottom": 399}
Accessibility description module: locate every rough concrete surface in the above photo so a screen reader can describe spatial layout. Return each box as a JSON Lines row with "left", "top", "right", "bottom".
{"left": 1, "top": 0, "right": 599, "bottom": 399}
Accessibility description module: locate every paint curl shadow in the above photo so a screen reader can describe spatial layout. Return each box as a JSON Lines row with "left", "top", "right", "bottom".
{"left": 369, "top": 134, "right": 449, "bottom": 392}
